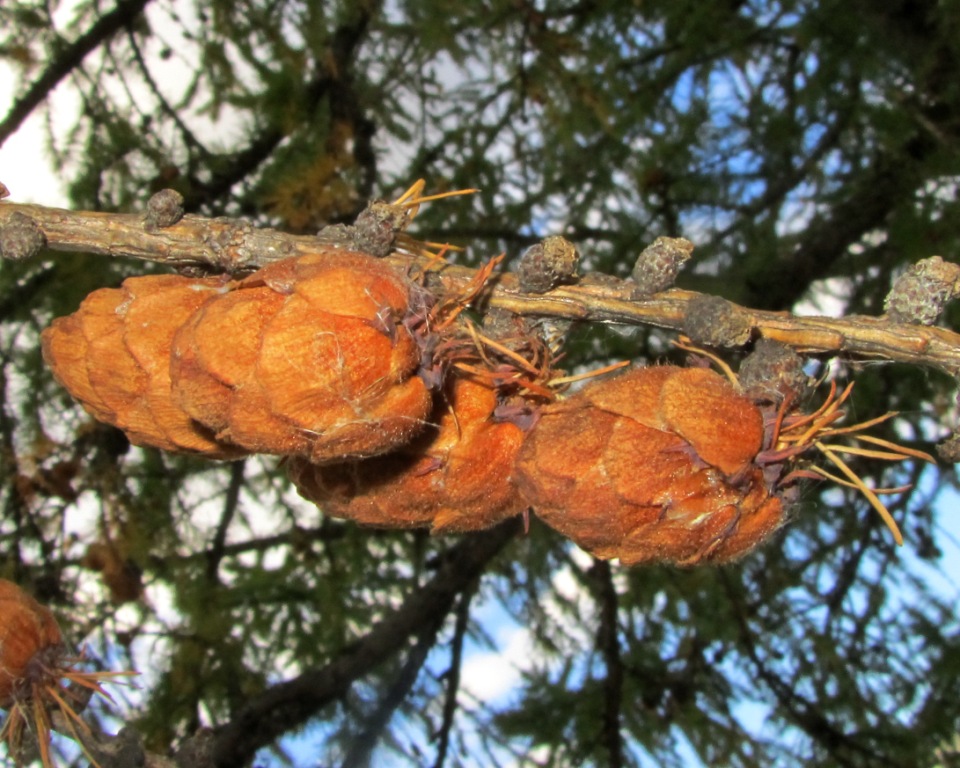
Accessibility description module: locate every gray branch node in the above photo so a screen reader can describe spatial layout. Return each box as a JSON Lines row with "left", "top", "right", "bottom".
{"left": 631, "top": 236, "right": 693, "bottom": 296}
{"left": 683, "top": 294, "right": 753, "bottom": 347}
{"left": 884, "top": 255, "right": 960, "bottom": 325}
{"left": 517, "top": 235, "right": 580, "bottom": 293}
{"left": 143, "top": 189, "right": 185, "bottom": 230}
{"left": 0, "top": 211, "right": 46, "bottom": 261}
{"left": 739, "top": 339, "right": 813, "bottom": 404}
{"left": 937, "top": 432, "right": 960, "bottom": 463}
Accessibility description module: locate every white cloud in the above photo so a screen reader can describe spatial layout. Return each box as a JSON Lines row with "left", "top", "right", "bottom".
{"left": 460, "top": 624, "right": 534, "bottom": 702}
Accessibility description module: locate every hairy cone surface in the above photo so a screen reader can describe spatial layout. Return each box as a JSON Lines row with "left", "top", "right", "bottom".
{"left": 171, "top": 250, "right": 432, "bottom": 463}
{"left": 288, "top": 375, "right": 529, "bottom": 533}
{"left": 42, "top": 275, "right": 245, "bottom": 458}
{"left": 516, "top": 366, "right": 784, "bottom": 565}
{"left": 0, "top": 580, "right": 63, "bottom": 707}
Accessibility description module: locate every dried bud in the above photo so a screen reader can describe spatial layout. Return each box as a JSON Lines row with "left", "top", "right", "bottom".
{"left": 885, "top": 256, "right": 960, "bottom": 325}
{"left": 347, "top": 200, "right": 410, "bottom": 257}
{"left": 288, "top": 375, "right": 530, "bottom": 533}
{"left": 937, "top": 433, "right": 960, "bottom": 463}
{"left": 516, "top": 366, "right": 783, "bottom": 565}
{"left": 172, "top": 250, "right": 433, "bottom": 463}
{"left": 683, "top": 294, "right": 753, "bottom": 347}
{"left": 481, "top": 308, "right": 545, "bottom": 356}
{"left": 739, "top": 339, "right": 812, "bottom": 405}
{"left": 0, "top": 212, "right": 46, "bottom": 262}
{"left": 143, "top": 188, "right": 185, "bottom": 230}
{"left": 42, "top": 274, "right": 244, "bottom": 458}
{"left": 631, "top": 236, "right": 693, "bottom": 296}
{"left": 517, "top": 236, "right": 579, "bottom": 293}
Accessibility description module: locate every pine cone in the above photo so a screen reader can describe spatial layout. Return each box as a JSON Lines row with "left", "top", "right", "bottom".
{"left": 515, "top": 365, "right": 784, "bottom": 565}
{"left": 0, "top": 579, "right": 133, "bottom": 765}
{"left": 171, "top": 250, "right": 433, "bottom": 463}
{"left": 42, "top": 275, "right": 245, "bottom": 458}
{"left": 288, "top": 375, "right": 530, "bottom": 533}
{"left": 0, "top": 579, "right": 63, "bottom": 707}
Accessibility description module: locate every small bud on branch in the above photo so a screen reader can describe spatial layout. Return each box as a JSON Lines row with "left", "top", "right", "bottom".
{"left": 631, "top": 236, "right": 693, "bottom": 296}
{"left": 885, "top": 255, "right": 960, "bottom": 325}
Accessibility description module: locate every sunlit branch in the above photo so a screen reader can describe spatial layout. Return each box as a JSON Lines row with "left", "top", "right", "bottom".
{"left": 2, "top": 198, "right": 960, "bottom": 380}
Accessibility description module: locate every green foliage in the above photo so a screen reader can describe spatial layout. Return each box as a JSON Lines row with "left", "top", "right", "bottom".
{"left": 2, "top": 0, "right": 960, "bottom": 765}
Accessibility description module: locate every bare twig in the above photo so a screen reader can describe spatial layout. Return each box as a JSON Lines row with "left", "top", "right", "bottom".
{"left": 208, "top": 519, "right": 520, "bottom": 768}
{"left": 433, "top": 586, "right": 474, "bottom": 768}
{"left": 2, "top": 198, "right": 960, "bottom": 379}
{"left": 0, "top": 0, "right": 153, "bottom": 147}
{"left": 590, "top": 559, "right": 624, "bottom": 768}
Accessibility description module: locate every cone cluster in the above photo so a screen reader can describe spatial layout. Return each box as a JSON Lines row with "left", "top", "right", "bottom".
{"left": 44, "top": 247, "right": 916, "bottom": 566}
{"left": 43, "top": 248, "right": 541, "bottom": 536}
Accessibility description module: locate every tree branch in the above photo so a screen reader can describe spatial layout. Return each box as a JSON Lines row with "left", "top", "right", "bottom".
{"left": 590, "top": 559, "right": 624, "bottom": 768}
{"left": 181, "top": 4, "right": 378, "bottom": 212}
{"left": 205, "top": 460, "right": 245, "bottom": 582}
{"left": 208, "top": 518, "right": 520, "bottom": 768}
{"left": 339, "top": 620, "right": 438, "bottom": 768}
{"left": 2, "top": 197, "right": 960, "bottom": 380}
{"left": 432, "top": 586, "right": 474, "bottom": 768}
{"left": 0, "top": 0, "right": 154, "bottom": 147}
{"left": 719, "top": 571, "right": 901, "bottom": 767}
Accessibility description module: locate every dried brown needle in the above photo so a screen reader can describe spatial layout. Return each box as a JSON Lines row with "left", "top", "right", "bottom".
{"left": 773, "top": 381, "right": 935, "bottom": 545}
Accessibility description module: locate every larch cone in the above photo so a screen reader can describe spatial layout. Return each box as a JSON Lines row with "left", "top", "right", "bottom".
{"left": 288, "top": 375, "right": 530, "bottom": 533}
{"left": 41, "top": 274, "right": 245, "bottom": 458}
{"left": 0, "top": 578, "right": 135, "bottom": 767}
{"left": 0, "top": 579, "right": 63, "bottom": 707}
{"left": 171, "top": 249, "right": 433, "bottom": 463}
{"left": 515, "top": 365, "right": 785, "bottom": 565}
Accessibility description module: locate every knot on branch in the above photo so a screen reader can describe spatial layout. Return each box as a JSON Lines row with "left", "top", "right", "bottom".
{"left": 885, "top": 256, "right": 960, "bottom": 325}
{"left": 683, "top": 294, "right": 752, "bottom": 347}
{"left": 0, "top": 212, "right": 46, "bottom": 261}
{"left": 937, "top": 433, "right": 960, "bottom": 463}
{"left": 143, "top": 189, "right": 185, "bottom": 230}
{"left": 321, "top": 200, "right": 408, "bottom": 257}
{"left": 738, "top": 339, "right": 813, "bottom": 405}
{"left": 517, "top": 236, "right": 579, "bottom": 293}
{"left": 84, "top": 726, "right": 150, "bottom": 768}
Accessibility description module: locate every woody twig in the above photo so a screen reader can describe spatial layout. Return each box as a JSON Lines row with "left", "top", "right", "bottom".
{"left": 2, "top": 189, "right": 960, "bottom": 380}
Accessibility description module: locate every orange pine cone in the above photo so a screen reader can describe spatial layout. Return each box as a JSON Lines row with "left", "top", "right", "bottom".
{"left": 41, "top": 275, "right": 246, "bottom": 458}
{"left": 0, "top": 580, "right": 63, "bottom": 707}
{"left": 171, "top": 250, "right": 433, "bottom": 463}
{"left": 287, "top": 375, "right": 530, "bottom": 533}
{"left": 515, "top": 365, "right": 785, "bottom": 565}
{"left": 0, "top": 579, "right": 135, "bottom": 767}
